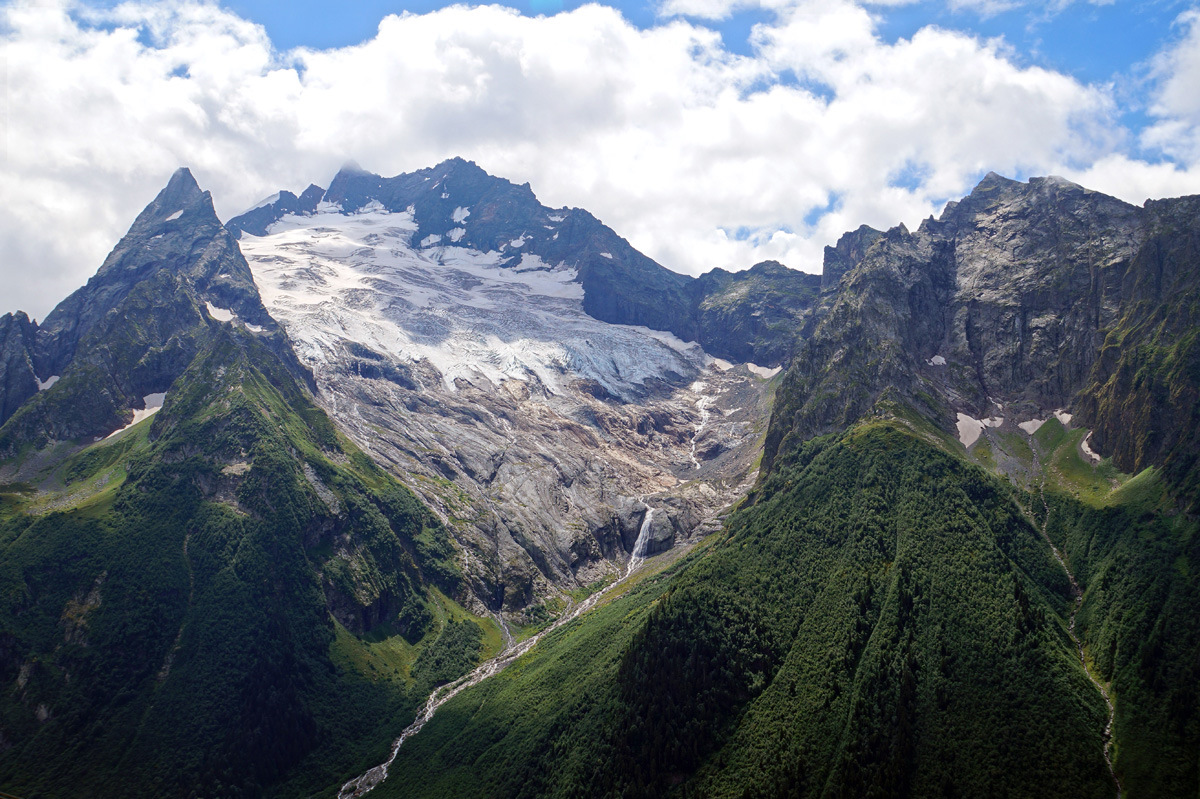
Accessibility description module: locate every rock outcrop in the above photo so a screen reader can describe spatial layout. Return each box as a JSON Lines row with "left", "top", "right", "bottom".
{"left": 0, "top": 312, "right": 38, "bottom": 426}
{"left": 764, "top": 172, "right": 1200, "bottom": 507}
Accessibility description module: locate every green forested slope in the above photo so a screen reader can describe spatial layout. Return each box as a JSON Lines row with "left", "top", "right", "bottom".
{"left": 0, "top": 326, "right": 482, "bottom": 798}
{"left": 376, "top": 421, "right": 1120, "bottom": 798}
{"left": 1044, "top": 462, "right": 1200, "bottom": 798}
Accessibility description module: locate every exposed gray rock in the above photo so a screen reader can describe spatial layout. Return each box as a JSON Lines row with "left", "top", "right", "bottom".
{"left": 765, "top": 171, "right": 1200, "bottom": 503}
{"left": 0, "top": 312, "right": 38, "bottom": 426}
{"left": 0, "top": 168, "right": 311, "bottom": 450}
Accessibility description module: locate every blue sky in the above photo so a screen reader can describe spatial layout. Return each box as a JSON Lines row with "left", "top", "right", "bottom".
{"left": 3, "top": 0, "right": 1200, "bottom": 317}
{"left": 222, "top": 0, "right": 1176, "bottom": 78}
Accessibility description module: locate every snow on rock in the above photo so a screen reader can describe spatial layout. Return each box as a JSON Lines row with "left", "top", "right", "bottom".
{"left": 165, "top": 210, "right": 183, "bottom": 222}
{"left": 420, "top": 234, "right": 442, "bottom": 248}
{"left": 929, "top": 355, "right": 947, "bottom": 366}
{"left": 240, "top": 204, "right": 708, "bottom": 398}
{"left": 1081, "top": 432, "right": 1102, "bottom": 464}
{"left": 452, "top": 206, "right": 470, "bottom": 223}
{"left": 205, "top": 302, "right": 235, "bottom": 322}
{"left": 956, "top": 413, "right": 1003, "bottom": 448}
{"left": 1054, "top": 410, "right": 1073, "bottom": 426}
{"left": 37, "top": 375, "right": 60, "bottom": 391}
{"left": 1018, "top": 418, "right": 1046, "bottom": 435}
{"left": 106, "top": 393, "right": 166, "bottom": 439}
{"left": 241, "top": 192, "right": 281, "bottom": 215}
{"left": 447, "top": 228, "right": 466, "bottom": 243}
{"left": 747, "top": 363, "right": 781, "bottom": 379}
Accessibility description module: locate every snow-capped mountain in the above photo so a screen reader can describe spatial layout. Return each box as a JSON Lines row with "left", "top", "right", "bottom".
{"left": 231, "top": 165, "right": 778, "bottom": 614}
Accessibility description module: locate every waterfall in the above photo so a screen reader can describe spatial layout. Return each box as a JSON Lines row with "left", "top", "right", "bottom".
{"left": 628, "top": 507, "right": 655, "bottom": 573}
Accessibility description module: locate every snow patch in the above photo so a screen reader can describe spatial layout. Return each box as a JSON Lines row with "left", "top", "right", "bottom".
{"left": 929, "top": 355, "right": 947, "bottom": 366}
{"left": 441, "top": 192, "right": 449, "bottom": 199}
{"left": 1018, "top": 418, "right": 1046, "bottom": 435}
{"left": 600, "top": 252, "right": 613, "bottom": 259}
{"left": 447, "top": 228, "right": 466, "bottom": 243}
{"left": 164, "top": 210, "right": 183, "bottom": 222}
{"left": 244, "top": 322, "right": 265, "bottom": 333}
{"left": 547, "top": 214, "right": 565, "bottom": 222}
{"left": 452, "top": 206, "right": 470, "bottom": 223}
{"left": 509, "top": 237, "right": 526, "bottom": 248}
{"left": 956, "top": 413, "right": 1003, "bottom": 448}
{"left": 420, "top": 234, "right": 442, "bottom": 248}
{"left": 710, "top": 358, "right": 734, "bottom": 372}
{"left": 205, "top": 302, "right": 235, "bottom": 322}
{"left": 106, "top": 393, "right": 167, "bottom": 439}
{"left": 241, "top": 192, "right": 281, "bottom": 215}
{"left": 1054, "top": 409, "right": 1073, "bottom": 426}
{"left": 37, "top": 375, "right": 60, "bottom": 391}
{"left": 747, "top": 363, "right": 781, "bottom": 379}
{"left": 1081, "top": 432, "right": 1102, "bottom": 464}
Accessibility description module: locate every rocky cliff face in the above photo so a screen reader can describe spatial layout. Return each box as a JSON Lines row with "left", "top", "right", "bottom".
{"left": 1077, "top": 193, "right": 1200, "bottom": 502}
{"left": 763, "top": 173, "right": 1195, "bottom": 491}
{"left": 695, "top": 261, "right": 822, "bottom": 365}
{"left": 0, "top": 313, "right": 38, "bottom": 426}
{"left": 0, "top": 169, "right": 307, "bottom": 450}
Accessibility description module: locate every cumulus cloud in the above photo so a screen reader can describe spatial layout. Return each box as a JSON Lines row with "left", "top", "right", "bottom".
{"left": 1142, "top": 8, "right": 1200, "bottom": 162}
{"left": 0, "top": 0, "right": 1195, "bottom": 320}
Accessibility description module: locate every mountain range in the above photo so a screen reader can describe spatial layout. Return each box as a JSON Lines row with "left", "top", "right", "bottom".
{"left": 0, "top": 158, "right": 1196, "bottom": 798}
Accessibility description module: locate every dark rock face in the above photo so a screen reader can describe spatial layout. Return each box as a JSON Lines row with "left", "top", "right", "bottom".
{"left": 223, "top": 183, "right": 324, "bottom": 238}
{"left": 1077, "top": 194, "right": 1200, "bottom": 500}
{"left": 0, "top": 312, "right": 38, "bottom": 426}
{"left": 821, "top": 224, "right": 882, "bottom": 292}
{"left": 694, "top": 261, "right": 822, "bottom": 365}
{"left": 0, "top": 168, "right": 308, "bottom": 449}
{"left": 763, "top": 172, "right": 1200, "bottom": 504}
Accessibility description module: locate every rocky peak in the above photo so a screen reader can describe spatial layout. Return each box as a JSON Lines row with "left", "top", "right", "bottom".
{"left": 224, "top": 183, "right": 326, "bottom": 238}
{"left": 764, "top": 173, "right": 1200, "bottom": 503}
{"left": 821, "top": 224, "right": 882, "bottom": 292}
{"left": 1, "top": 169, "right": 302, "bottom": 448}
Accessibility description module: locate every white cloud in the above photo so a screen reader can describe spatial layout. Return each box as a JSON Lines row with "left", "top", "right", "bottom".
{"left": 0, "top": 0, "right": 1196, "bottom": 321}
{"left": 947, "top": 0, "right": 1113, "bottom": 18}
{"left": 1142, "top": 8, "right": 1200, "bottom": 162}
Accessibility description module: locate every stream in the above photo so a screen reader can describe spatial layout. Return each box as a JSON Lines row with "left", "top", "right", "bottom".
{"left": 1031, "top": 454, "right": 1123, "bottom": 798}
{"left": 337, "top": 502, "right": 659, "bottom": 798}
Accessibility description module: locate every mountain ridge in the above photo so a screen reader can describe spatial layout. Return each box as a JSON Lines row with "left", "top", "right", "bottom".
{"left": 0, "top": 161, "right": 1197, "bottom": 798}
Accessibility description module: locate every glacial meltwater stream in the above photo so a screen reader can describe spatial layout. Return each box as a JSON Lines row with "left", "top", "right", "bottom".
{"left": 338, "top": 503, "right": 660, "bottom": 798}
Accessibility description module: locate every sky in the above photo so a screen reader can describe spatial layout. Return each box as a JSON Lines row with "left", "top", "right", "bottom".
{"left": 3, "top": 0, "right": 1200, "bottom": 320}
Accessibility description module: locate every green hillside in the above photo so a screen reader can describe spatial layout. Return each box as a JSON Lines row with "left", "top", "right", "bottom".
{"left": 372, "top": 419, "right": 1160, "bottom": 798}
{"left": 0, "top": 325, "right": 489, "bottom": 798}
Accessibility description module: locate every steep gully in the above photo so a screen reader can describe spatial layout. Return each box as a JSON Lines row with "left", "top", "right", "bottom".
{"left": 1029, "top": 449, "right": 1122, "bottom": 798}
{"left": 338, "top": 503, "right": 661, "bottom": 798}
